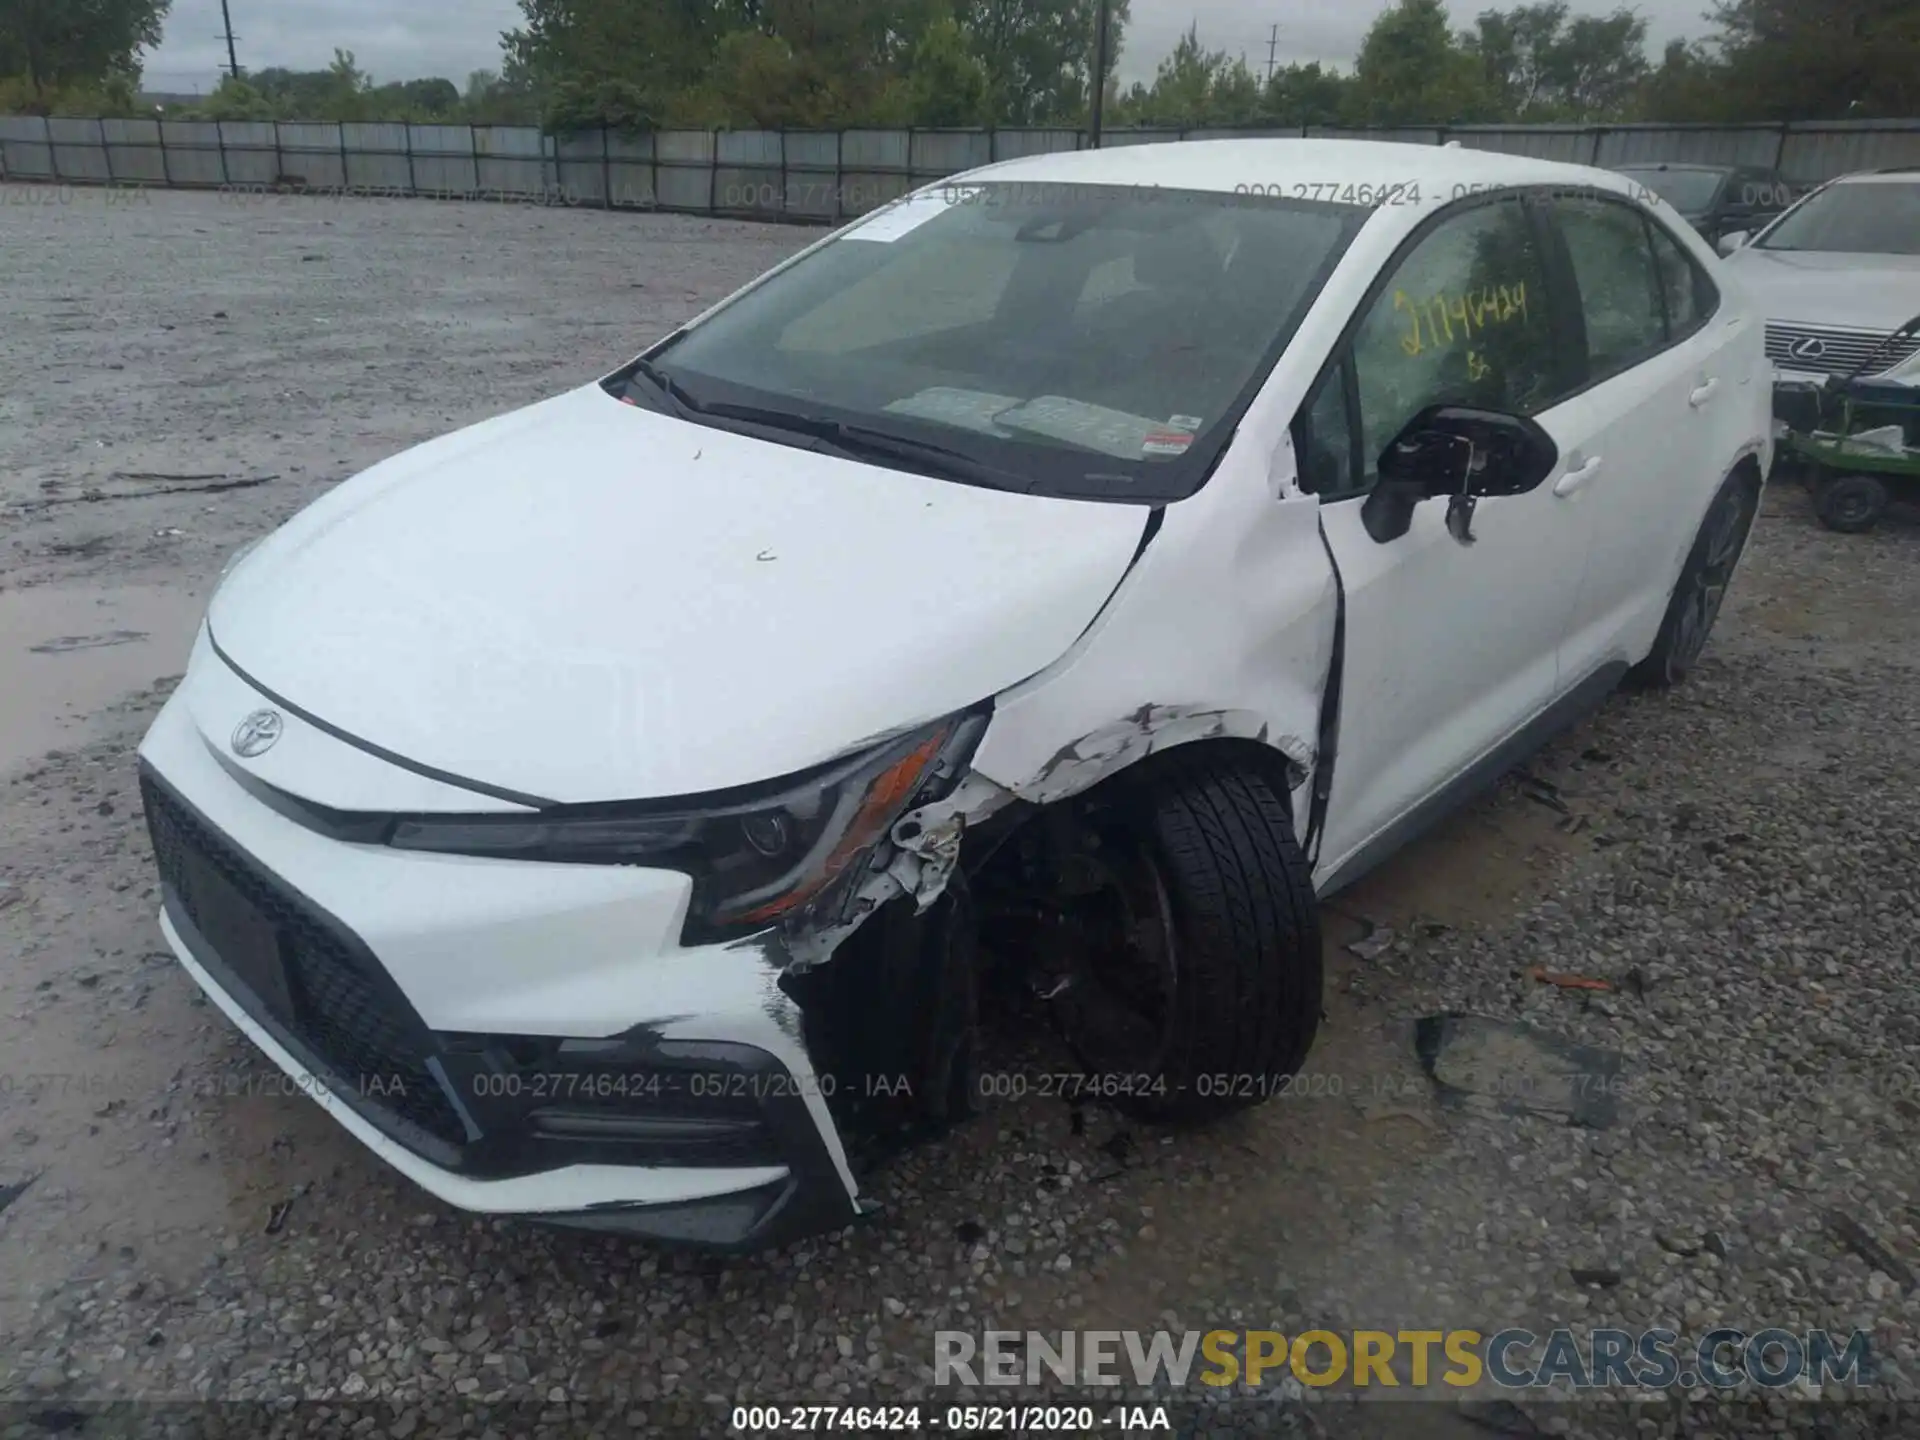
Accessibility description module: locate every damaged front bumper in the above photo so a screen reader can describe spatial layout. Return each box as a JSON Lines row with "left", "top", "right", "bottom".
{"left": 137, "top": 673, "right": 866, "bottom": 1251}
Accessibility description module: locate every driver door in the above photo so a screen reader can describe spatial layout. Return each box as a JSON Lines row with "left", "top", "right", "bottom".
{"left": 1302, "top": 193, "right": 1594, "bottom": 887}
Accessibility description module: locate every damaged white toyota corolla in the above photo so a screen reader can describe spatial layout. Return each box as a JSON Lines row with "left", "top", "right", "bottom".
{"left": 138, "top": 139, "right": 1772, "bottom": 1248}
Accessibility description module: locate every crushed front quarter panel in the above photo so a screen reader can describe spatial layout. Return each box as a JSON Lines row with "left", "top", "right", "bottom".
{"left": 966, "top": 444, "right": 1337, "bottom": 826}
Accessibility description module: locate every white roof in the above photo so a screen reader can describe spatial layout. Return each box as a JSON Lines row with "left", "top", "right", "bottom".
{"left": 961, "top": 138, "right": 1641, "bottom": 202}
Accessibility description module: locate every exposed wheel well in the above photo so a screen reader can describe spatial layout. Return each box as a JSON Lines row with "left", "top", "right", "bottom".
{"left": 960, "top": 735, "right": 1303, "bottom": 875}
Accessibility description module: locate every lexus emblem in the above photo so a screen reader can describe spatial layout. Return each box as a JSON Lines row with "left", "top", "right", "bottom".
{"left": 1786, "top": 335, "right": 1827, "bottom": 362}
{"left": 231, "top": 709, "right": 284, "bottom": 758}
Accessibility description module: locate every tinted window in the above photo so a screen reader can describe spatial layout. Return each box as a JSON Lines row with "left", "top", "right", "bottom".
{"left": 1556, "top": 197, "right": 1667, "bottom": 374}
{"left": 649, "top": 183, "right": 1363, "bottom": 501}
{"left": 1758, "top": 181, "right": 1920, "bottom": 255}
{"left": 1617, "top": 167, "right": 1725, "bottom": 212}
{"left": 1647, "top": 221, "right": 1716, "bottom": 334}
{"left": 1731, "top": 170, "right": 1789, "bottom": 212}
{"left": 1350, "top": 198, "right": 1556, "bottom": 476}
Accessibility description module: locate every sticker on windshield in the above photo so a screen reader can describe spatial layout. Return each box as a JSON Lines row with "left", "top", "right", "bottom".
{"left": 998, "top": 397, "right": 1169, "bottom": 459}
{"left": 1142, "top": 430, "right": 1195, "bottom": 457}
{"left": 884, "top": 387, "right": 1021, "bottom": 433}
{"left": 845, "top": 190, "right": 971, "bottom": 243}
{"left": 1167, "top": 414, "right": 1204, "bottom": 432}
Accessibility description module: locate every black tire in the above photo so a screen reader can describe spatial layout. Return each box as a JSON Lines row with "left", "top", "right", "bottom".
{"left": 1628, "top": 472, "right": 1758, "bottom": 690}
{"left": 1062, "top": 750, "right": 1322, "bottom": 1125}
{"left": 1813, "top": 471, "right": 1890, "bottom": 533}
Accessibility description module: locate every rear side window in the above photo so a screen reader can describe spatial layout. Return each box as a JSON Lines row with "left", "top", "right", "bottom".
{"left": 1646, "top": 221, "right": 1719, "bottom": 337}
{"left": 1555, "top": 196, "right": 1667, "bottom": 376}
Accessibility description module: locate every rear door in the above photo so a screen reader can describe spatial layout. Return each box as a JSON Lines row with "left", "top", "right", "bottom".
{"left": 1543, "top": 194, "right": 1739, "bottom": 678}
{"left": 1301, "top": 193, "right": 1596, "bottom": 880}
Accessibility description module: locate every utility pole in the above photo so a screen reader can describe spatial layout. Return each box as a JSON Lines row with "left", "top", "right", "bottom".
{"left": 1089, "top": 0, "right": 1111, "bottom": 149}
{"left": 219, "top": 0, "right": 242, "bottom": 79}
{"left": 1265, "top": 23, "right": 1281, "bottom": 84}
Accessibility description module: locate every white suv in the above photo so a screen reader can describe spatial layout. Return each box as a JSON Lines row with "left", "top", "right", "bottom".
{"left": 138, "top": 140, "right": 1773, "bottom": 1250}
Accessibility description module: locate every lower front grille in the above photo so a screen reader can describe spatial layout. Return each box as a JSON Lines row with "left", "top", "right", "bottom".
{"left": 1766, "top": 322, "right": 1920, "bottom": 376}
{"left": 141, "top": 770, "right": 469, "bottom": 1153}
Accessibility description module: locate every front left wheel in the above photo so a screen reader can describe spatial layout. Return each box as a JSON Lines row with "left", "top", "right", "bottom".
{"left": 1042, "top": 751, "right": 1324, "bottom": 1125}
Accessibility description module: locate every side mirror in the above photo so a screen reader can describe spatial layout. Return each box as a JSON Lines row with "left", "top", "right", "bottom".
{"left": 1360, "top": 405, "right": 1560, "bottom": 544}
{"left": 1717, "top": 230, "right": 1750, "bottom": 255}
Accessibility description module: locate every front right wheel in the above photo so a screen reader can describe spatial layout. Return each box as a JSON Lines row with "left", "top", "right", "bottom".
{"left": 1629, "top": 473, "right": 1758, "bottom": 690}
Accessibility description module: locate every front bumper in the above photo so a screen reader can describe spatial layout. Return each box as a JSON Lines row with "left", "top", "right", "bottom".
{"left": 137, "top": 637, "right": 863, "bottom": 1250}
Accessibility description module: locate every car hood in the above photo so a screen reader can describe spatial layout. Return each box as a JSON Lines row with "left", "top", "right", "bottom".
{"left": 1722, "top": 247, "right": 1920, "bottom": 330}
{"left": 208, "top": 385, "right": 1150, "bottom": 804}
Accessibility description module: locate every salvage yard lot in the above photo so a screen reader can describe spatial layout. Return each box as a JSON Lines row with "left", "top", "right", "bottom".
{"left": 2, "top": 187, "right": 1918, "bottom": 1436}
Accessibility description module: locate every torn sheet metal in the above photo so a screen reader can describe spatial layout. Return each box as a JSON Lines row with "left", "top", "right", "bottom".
{"left": 967, "top": 486, "right": 1335, "bottom": 819}
{"left": 1022, "top": 703, "right": 1313, "bottom": 807}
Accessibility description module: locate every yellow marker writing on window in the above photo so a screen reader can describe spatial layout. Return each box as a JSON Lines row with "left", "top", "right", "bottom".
{"left": 1394, "top": 281, "right": 1529, "bottom": 358}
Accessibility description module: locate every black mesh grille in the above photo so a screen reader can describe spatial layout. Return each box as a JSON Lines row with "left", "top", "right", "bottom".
{"left": 141, "top": 772, "right": 468, "bottom": 1152}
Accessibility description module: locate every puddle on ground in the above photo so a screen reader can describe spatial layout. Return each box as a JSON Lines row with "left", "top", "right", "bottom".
{"left": 0, "top": 582, "right": 205, "bottom": 776}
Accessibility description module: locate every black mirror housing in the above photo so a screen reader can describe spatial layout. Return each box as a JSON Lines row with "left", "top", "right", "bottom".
{"left": 1361, "top": 405, "right": 1559, "bottom": 544}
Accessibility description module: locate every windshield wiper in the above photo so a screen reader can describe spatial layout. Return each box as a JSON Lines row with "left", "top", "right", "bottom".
{"left": 622, "top": 358, "right": 705, "bottom": 418}
{"left": 698, "top": 400, "right": 1031, "bottom": 490}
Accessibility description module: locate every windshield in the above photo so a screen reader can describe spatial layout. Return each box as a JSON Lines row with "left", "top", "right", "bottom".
{"left": 1617, "top": 168, "right": 1726, "bottom": 212}
{"left": 1758, "top": 181, "right": 1920, "bottom": 255}
{"left": 638, "top": 183, "right": 1364, "bottom": 501}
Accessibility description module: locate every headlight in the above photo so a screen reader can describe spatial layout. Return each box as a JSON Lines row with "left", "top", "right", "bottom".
{"left": 388, "top": 712, "right": 983, "bottom": 944}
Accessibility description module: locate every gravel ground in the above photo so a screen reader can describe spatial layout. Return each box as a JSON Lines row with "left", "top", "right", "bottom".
{"left": 2, "top": 185, "right": 1917, "bottom": 1439}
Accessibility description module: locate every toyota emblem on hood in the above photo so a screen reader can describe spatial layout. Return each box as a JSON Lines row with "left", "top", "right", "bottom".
{"left": 231, "top": 709, "right": 284, "bottom": 758}
{"left": 1786, "top": 335, "right": 1828, "bottom": 362}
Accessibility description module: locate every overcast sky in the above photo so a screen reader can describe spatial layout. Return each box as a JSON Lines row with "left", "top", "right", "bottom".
{"left": 143, "top": 0, "right": 1707, "bottom": 96}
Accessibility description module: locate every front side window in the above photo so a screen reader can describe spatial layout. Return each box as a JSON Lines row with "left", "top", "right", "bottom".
{"left": 641, "top": 183, "right": 1365, "bottom": 501}
{"left": 1349, "top": 197, "right": 1558, "bottom": 477}
{"left": 1554, "top": 196, "right": 1667, "bottom": 375}
{"left": 1295, "top": 362, "right": 1358, "bottom": 497}
{"left": 1758, "top": 180, "right": 1920, "bottom": 256}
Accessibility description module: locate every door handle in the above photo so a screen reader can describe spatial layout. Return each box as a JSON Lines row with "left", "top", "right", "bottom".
{"left": 1552, "top": 456, "right": 1603, "bottom": 497}
{"left": 1689, "top": 378, "right": 1720, "bottom": 407}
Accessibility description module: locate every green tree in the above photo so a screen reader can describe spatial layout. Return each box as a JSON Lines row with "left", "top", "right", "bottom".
{"left": 504, "top": 0, "right": 721, "bottom": 126}
{"left": 901, "top": 15, "right": 992, "bottom": 125}
{"left": 461, "top": 68, "right": 541, "bottom": 123}
{"left": 199, "top": 74, "right": 275, "bottom": 120}
{"left": 957, "top": 0, "right": 1128, "bottom": 124}
{"left": 1348, "top": 0, "right": 1497, "bottom": 124}
{"left": 1634, "top": 38, "right": 1730, "bottom": 121}
{"left": 1464, "top": 2, "right": 1648, "bottom": 119}
{"left": 0, "top": 0, "right": 169, "bottom": 101}
{"left": 1112, "top": 22, "right": 1260, "bottom": 127}
{"left": 1262, "top": 62, "right": 1353, "bottom": 127}
{"left": 1706, "top": 0, "right": 1920, "bottom": 118}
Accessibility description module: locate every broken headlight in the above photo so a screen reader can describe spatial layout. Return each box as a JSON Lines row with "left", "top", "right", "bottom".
{"left": 388, "top": 712, "right": 983, "bottom": 944}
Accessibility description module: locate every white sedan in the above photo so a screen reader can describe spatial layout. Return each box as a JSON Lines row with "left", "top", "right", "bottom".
{"left": 138, "top": 139, "right": 1773, "bottom": 1249}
